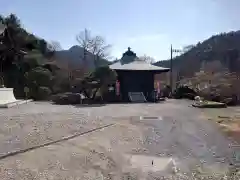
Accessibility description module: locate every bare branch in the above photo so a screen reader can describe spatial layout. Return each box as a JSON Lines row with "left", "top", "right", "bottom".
{"left": 76, "top": 29, "right": 111, "bottom": 67}
{"left": 47, "top": 41, "right": 62, "bottom": 51}
{"left": 76, "top": 28, "right": 92, "bottom": 51}
{"left": 138, "top": 55, "right": 155, "bottom": 63}
{"left": 89, "top": 35, "right": 111, "bottom": 59}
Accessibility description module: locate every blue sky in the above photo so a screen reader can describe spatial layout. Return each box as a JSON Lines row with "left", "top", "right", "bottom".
{"left": 1, "top": 0, "right": 240, "bottom": 61}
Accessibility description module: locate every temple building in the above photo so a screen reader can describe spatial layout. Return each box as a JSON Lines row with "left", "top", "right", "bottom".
{"left": 110, "top": 47, "right": 169, "bottom": 102}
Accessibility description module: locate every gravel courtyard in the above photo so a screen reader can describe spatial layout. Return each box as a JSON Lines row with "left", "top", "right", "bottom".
{"left": 0, "top": 100, "right": 238, "bottom": 179}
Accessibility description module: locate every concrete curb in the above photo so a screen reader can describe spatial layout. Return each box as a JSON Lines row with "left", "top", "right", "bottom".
{"left": 0, "top": 99, "right": 33, "bottom": 108}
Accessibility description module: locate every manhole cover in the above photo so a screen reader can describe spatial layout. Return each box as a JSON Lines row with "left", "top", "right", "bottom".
{"left": 233, "top": 149, "right": 240, "bottom": 166}
{"left": 140, "top": 116, "right": 162, "bottom": 120}
{"left": 124, "top": 154, "right": 176, "bottom": 173}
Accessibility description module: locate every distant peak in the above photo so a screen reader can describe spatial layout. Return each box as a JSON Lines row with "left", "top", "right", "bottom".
{"left": 69, "top": 45, "right": 81, "bottom": 51}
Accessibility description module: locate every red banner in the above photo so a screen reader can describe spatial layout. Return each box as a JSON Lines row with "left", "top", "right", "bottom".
{"left": 157, "top": 81, "right": 160, "bottom": 94}
{"left": 116, "top": 80, "right": 120, "bottom": 96}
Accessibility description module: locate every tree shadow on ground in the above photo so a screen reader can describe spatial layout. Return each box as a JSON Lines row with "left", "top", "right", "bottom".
{"left": 50, "top": 101, "right": 106, "bottom": 107}
{"left": 73, "top": 103, "right": 106, "bottom": 108}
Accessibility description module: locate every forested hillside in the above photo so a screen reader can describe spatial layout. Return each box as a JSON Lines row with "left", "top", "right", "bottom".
{"left": 155, "top": 31, "right": 240, "bottom": 103}
{"left": 155, "top": 31, "right": 240, "bottom": 78}
{"left": 0, "top": 14, "right": 115, "bottom": 102}
{"left": 0, "top": 14, "right": 59, "bottom": 99}
{"left": 53, "top": 45, "right": 110, "bottom": 70}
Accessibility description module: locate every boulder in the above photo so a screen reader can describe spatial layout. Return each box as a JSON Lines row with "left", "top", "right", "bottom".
{"left": 194, "top": 96, "right": 201, "bottom": 101}
{"left": 192, "top": 101, "right": 227, "bottom": 108}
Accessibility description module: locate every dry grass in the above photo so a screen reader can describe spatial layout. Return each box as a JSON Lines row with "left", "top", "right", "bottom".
{"left": 202, "top": 107, "right": 240, "bottom": 143}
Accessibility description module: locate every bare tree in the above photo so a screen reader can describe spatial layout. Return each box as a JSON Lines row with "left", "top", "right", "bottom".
{"left": 76, "top": 29, "right": 91, "bottom": 51}
{"left": 46, "top": 41, "right": 62, "bottom": 61}
{"left": 47, "top": 41, "right": 62, "bottom": 52}
{"left": 138, "top": 54, "right": 155, "bottom": 63}
{"left": 90, "top": 35, "right": 111, "bottom": 66}
{"left": 76, "top": 28, "right": 111, "bottom": 68}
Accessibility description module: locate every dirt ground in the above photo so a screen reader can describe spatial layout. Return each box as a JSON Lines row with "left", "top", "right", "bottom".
{"left": 0, "top": 100, "right": 238, "bottom": 179}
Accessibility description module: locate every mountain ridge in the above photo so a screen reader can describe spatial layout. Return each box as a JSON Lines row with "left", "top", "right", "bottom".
{"left": 154, "top": 30, "right": 240, "bottom": 78}
{"left": 53, "top": 45, "right": 110, "bottom": 70}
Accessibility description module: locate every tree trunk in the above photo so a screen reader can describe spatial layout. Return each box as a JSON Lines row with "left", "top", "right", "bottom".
{"left": 91, "top": 87, "right": 100, "bottom": 100}
{"left": 82, "top": 89, "right": 90, "bottom": 99}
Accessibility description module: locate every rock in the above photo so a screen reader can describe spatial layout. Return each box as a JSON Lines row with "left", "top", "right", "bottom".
{"left": 192, "top": 101, "right": 227, "bottom": 108}
{"left": 194, "top": 96, "right": 201, "bottom": 101}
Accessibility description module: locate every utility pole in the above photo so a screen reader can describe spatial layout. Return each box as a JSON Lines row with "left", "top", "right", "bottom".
{"left": 170, "top": 45, "right": 173, "bottom": 94}
{"left": 170, "top": 45, "right": 183, "bottom": 94}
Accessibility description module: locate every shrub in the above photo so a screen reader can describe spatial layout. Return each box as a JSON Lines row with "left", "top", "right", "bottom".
{"left": 25, "top": 67, "right": 53, "bottom": 88}
{"left": 37, "top": 86, "right": 52, "bottom": 100}
{"left": 173, "top": 86, "right": 197, "bottom": 100}
{"left": 25, "top": 67, "right": 54, "bottom": 100}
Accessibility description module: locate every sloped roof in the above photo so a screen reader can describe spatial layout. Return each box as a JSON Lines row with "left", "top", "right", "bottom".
{"left": 110, "top": 60, "right": 170, "bottom": 71}
{"left": 110, "top": 47, "right": 169, "bottom": 71}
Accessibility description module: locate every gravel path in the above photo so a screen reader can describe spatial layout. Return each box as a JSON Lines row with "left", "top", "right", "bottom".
{"left": 0, "top": 100, "right": 238, "bottom": 179}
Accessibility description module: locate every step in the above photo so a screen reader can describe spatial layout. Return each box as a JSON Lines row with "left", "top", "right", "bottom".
{"left": 128, "top": 92, "right": 146, "bottom": 103}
